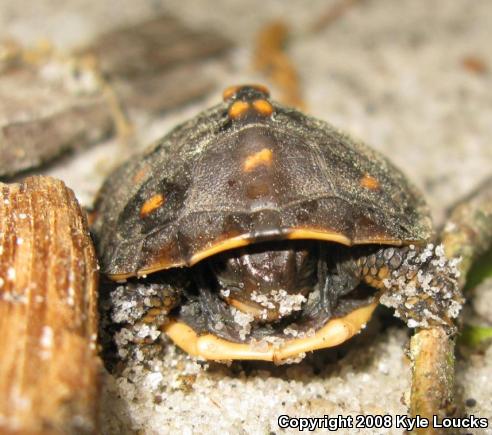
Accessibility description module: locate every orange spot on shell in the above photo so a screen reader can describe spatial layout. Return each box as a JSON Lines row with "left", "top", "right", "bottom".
{"left": 222, "top": 84, "right": 270, "bottom": 101}
{"left": 222, "top": 85, "right": 241, "bottom": 101}
{"left": 252, "top": 99, "right": 274, "bottom": 117}
{"left": 243, "top": 148, "right": 273, "bottom": 172}
{"left": 246, "top": 182, "right": 271, "bottom": 199}
{"left": 132, "top": 166, "right": 149, "bottom": 184}
{"left": 360, "top": 174, "right": 381, "bottom": 191}
{"left": 140, "top": 194, "right": 165, "bottom": 218}
{"left": 228, "top": 101, "right": 250, "bottom": 119}
{"left": 87, "top": 210, "right": 97, "bottom": 227}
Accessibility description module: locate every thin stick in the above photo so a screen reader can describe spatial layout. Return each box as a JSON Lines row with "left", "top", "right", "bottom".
{"left": 410, "top": 176, "right": 492, "bottom": 434}
{"left": 440, "top": 176, "right": 492, "bottom": 288}
{"left": 410, "top": 327, "right": 454, "bottom": 434}
{"left": 309, "top": 0, "right": 365, "bottom": 34}
{"left": 252, "top": 21, "right": 305, "bottom": 110}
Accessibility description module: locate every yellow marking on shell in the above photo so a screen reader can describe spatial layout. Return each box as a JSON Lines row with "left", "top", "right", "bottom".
{"left": 243, "top": 148, "right": 273, "bottom": 172}
{"left": 252, "top": 99, "right": 274, "bottom": 116}
{"left": 246, "top": 182, "right": 271, "bottom": 199}
{"left": 228, "top": 101, "right": 250, "bottom": 119}
{"left": 360, "top": 174, "right": 381, "bottom": 191}
{"left": 107, "top": 236, "right": 251, "bottom": 280}
{"left": 132, "top": 166, "right": 149, "bottom": 184}
{"left": 189, "top": 236, "right": 250, "bottom": 265}
{"left": 87, "top": 210, "right": 97, "bottom": 227}
{"left": 107, "top": 272, "right": 131, "bottom": 281}
{"left": 287, "top": 229, "right": 352, "bottom": 246}
{"left": 162, "top": 300, "right": 378, "bottom": 362}
{"left": 140, "top": 193, "right": 165, "bottom": 218}
{"left": 105, "top": 231, "right": 408, "bottom": 282}
{"left": 136, "top": 260, "right": 185, "bottom": 278}
{"left": 222, "top": 84, "right": 271, "bottom": 101}
{"left": 222, "top": 85, "right": 242, "bottom": 101}
{"left": 108, "top": 262, "right": 184, "bottom": 281}
{"left": 288, "top": 229, "right": 405, "bottom": 246}
{"left": 356, "top": 237, "right": 403, "bottom": 245}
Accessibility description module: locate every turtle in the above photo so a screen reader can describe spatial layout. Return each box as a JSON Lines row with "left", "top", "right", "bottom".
{"left": 92, "top": 84, "right": 462, "bottom": 364}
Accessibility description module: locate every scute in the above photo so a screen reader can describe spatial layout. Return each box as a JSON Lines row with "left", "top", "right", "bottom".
{"left": 92, "top": 98, "right": 432, "bottom": 279}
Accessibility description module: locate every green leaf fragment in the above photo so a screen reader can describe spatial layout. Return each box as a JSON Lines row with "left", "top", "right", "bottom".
{"left": 460, "top": 324, "right": 492, "bottom": 347}
{"left": 464, "top": 248, "right": 492, "bottom": 291}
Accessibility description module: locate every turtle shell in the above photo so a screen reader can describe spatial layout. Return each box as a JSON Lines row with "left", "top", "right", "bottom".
{"left": 92, "top": 85, "right": 432, "bottom": 280}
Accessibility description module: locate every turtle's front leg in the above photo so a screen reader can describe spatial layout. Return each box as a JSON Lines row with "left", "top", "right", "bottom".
{"left": 107, "top": 273, "right": 185, "bottom": 361}
{"left": 354, "top": 244, "right": 463, "bottom": 331}
{"left": 354, "top": 243, "right": 464, "bottom": 432}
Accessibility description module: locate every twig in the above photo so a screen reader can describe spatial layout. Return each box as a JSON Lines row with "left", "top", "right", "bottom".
{"left": 410, "top": 176, "right": 492, "bottom": 434}
{"left": 309, "top": 0, "right": 365, "bottom": 34}
{"left": 441, "top": 176, "right": 492, "bottom": 288}
{"left": 252, "top": 21, "right": 305, "bottom": 110}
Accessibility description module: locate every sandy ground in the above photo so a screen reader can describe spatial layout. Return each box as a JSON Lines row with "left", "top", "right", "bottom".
{"left": 1, "top": 0, "right": 492, "bottom": 434}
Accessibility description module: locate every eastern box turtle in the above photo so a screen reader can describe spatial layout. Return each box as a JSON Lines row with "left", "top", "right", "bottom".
{"left": 92, "top": 85, "right": 462, "bottom": 363}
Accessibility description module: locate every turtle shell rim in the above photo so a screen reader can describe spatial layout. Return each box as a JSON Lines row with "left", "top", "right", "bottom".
{"left": 107, "top": 227, "right": 422, "bottom": 281}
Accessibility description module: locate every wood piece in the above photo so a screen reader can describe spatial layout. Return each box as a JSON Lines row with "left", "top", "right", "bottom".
{"left": 409, "top": 327, "right": 454, "bottom": 435}
{"left": 0, "top": 15, "right": 232, "bottom": 179}
{"left": 0, "top": 176, "right": 100, "bottom": 434}
{"left": 0, "top": 68, "right": 113, "bottom": 178}
{"left": 309, "top": 0, "right": 365, "bottom": 34}
{"left": 79, "top": 15, "right": 232, "bottom": 115}
{"left": 111, "top": 62, "right": 216, "bottom": 115}
{"left": 410, "top": 176, "right": 492, "bottom": 434}
{"left": 252, "top": 21, "right": 305, "bottom": 110}
{"left": 80, "top": 16, "right": 231, "bottom": 79}
{"left": 441, "top": 175, "right": 492, "bottom": 289}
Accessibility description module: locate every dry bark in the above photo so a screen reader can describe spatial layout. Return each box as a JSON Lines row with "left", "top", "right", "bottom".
{"left": 80, "top": 15, "right": 231, "bottom": 79}
{"left": 84, "top": 15, "right": 231, "bottom": 117}
{"left": 0, "top": 15, "right": 232, "bottom": 179}
{"left": 0, "top": 176, "right": 100, "bottom": 434}
{"left": 0, "top": 68, "right": 113, "bottom": 178}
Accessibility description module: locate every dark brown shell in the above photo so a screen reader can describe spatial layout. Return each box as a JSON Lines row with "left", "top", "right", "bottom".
{"left": 92, "top": 91, "right": 432, "bottom": 279}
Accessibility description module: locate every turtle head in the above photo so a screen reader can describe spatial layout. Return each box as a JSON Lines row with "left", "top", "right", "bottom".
{"left": 209, "top": 241, "right": 317, "bottom": 322}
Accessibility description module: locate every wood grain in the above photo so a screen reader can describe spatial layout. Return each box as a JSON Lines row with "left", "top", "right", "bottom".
{"left": 0, "top": 15, "right": 232, "bottom": 179}
{"left": 0, "top": 176, "right": 100, "bottom": 434}
{"left": 0, "top": 68, "right": 113, "bottom": 178}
